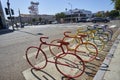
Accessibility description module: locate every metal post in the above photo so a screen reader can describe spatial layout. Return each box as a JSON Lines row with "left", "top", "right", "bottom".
{"left": 18, "top": 9, "right": 23, "bottom": 28}
{"left": 7, "top": 0, "right": 14, "bottom": 30}
{"left": 68, "top": 2, "right": 72, "bottom": 23}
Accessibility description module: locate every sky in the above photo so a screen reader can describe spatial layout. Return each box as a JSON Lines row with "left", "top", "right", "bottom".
{"left": 1, "top": 0, "right": 114, "bottom": 17}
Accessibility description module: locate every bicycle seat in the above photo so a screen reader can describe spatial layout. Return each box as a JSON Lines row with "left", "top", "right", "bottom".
{"left": 57, "top": 40, "right": 69, "bottom": 45}
{"left": 78, "top": 34, "right": 87, "bottom": 38}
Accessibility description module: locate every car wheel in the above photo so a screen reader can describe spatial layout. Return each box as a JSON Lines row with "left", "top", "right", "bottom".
{"left": 93, "top": 21, "right": 96, "bottom": 23}
{"left": 104, "top": 20, "right": 107, "bottom": 23}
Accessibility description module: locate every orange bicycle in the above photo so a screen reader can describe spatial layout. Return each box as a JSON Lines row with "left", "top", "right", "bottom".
{"left": 26, "top": 37, "right": 85, "bottom": 78}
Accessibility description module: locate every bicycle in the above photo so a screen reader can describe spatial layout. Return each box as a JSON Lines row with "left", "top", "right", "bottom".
{"left": 86, "top": 25, "right": 109, "bottom": 44}
{"left": 49, "top": 31, "right": 98, "bottom": 62}
{"left": 96, "top": 24, "right": 113, "bottom": 40}
{"left": 77, "top": 26, "right": 105, "bottom": 52}
{"left": 25, "top": 37, "right": 85, "bottom": 78}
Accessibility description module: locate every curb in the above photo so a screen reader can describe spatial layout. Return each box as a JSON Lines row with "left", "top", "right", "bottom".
{"left": 93, "top": 34, "right": 120, "bottom": 80}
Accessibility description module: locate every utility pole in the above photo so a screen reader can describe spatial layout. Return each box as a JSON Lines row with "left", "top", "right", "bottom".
{"left": 68, "top": 2, "right": 72, "bottom": 23}
{"left": 18, "top": 9, "right": 23, "bottom": 28}
{"left": 7, "top": 0, "right": 14, "bottom": 30}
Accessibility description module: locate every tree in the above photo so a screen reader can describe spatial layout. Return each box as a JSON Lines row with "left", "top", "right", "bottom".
{"left": 111, "top": 0, "right": 120, "bottom": 19}
{"left": 95, "top": 12, "right": 103, "bottom": 17}
{"left": 39, "top": 17, "right": 42, "bottom": 22}
{"left": 115, "top": 0, "right": 120, "bottom": 10}
{"left": 109, "top": 10, "right": 119, "bottom": 19}
{"left": 105, "top": 11, "right": 110, "bottom": 17}
{"left": 32, "top": 18, "right": 36, "bottom": 22}
{"left": 111, "top": 0, "right": 120, "bottom": 10}
{"left": 55, "top": 12, "right": 66, "bottom": 22}
{"left": 32, "top": 18, "right": 37, "bottom": 25}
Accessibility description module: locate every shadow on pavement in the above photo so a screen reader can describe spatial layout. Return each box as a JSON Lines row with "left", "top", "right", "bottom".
{"left": 31, "top": 68, "right": 56, "bottom": 80}
{"left": 0, "top": 29, "right": 14, "bottom": 35}
{"left": 84, "top": 62, "right": 99, "bottom": 77}
{"left": 18, "top": 30, "right": 43, "bottom": 36}
{"left": 31, "top": 68, "right": 75, "bottom": 80}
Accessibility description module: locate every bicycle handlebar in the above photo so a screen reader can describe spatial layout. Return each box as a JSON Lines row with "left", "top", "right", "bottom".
{"left": 64, "top": 31, "right": 71, "bottom": 37}
{"left": 40, "top": 37, "right": 49, "bottom": 44}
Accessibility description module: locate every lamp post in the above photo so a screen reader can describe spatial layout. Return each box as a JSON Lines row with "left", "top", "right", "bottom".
{"left": 7, "top": 0, "right": 14, "bottom": 30}
{"left": 68, "top": 2, "right": 72, "bottom": 22}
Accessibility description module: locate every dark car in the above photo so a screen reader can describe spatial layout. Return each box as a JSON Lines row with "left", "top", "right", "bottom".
{"left": 91, "top": 17, "right": 110, "bottom": 23}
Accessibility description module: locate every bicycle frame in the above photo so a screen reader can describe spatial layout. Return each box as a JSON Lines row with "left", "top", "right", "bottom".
{"left": 77, "top": 27, "right": 97, "bottom": 41}
{"left": 26, "top": 36, "right": 85, "bottom": 78}
{"left": 63, "top": 31, "right": 89, "bottom": 53}
{"left": 37, "top": 37, "right": 69, "bottom": 64}
{"left": 63, "top": 31, "right": 98, "bottom": 62}
{"left": 64, "top": 31, "right": 88, "bottom": 44}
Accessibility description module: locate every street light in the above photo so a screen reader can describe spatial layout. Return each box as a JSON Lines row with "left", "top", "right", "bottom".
{"left": 7, "top": 0, "right": 14, "bottom": 30}
{"left": 68, "top": 2, "right": 72, "bottom": 22}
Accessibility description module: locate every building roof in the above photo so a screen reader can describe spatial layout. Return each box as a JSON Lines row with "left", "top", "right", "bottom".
{"left": 63, "top": 8, "right": 92, "bottom": 15}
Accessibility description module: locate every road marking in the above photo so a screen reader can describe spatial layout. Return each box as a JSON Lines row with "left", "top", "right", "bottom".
{"left": 23, "top": 52, "right": 37, "bottom": 59}
{"left": 77, "top": 25, "right": 87, "bottom": 27}
{"left": 109, "top": 25, "right": 116, "bottom": 28}
{"left": 23, "top": 57, "right": 63, "bottom": 80}
{"left": 23, "top": 48, "right": 85, "bottom": 80}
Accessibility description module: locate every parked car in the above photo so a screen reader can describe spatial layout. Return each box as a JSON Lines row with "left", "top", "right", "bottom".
{"left": 91, "top": 17, "right": 110, "bottom": 23}
{"left": 52, "top": 21, "right": 58, "bottom": 24}
{"left": 86, "top": 18, "right": 92, "bottom": 22}
{"left": 77, "top": 17, "right": 87, "bottom": 22}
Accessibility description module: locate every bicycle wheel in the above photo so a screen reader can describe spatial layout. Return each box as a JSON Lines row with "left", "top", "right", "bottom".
{"left": 93, "top": 37, "right": 105, "bottom": 52}
{"left": 49, "top": 39, "right": 64, "bottom": 57}
{"left": 105, "top": 30, "right": 112, "bottom": 40}
{"left": 63, "top": 37, "right": 79, "bottom": 51}
{"left": 107, "top": 28, "right": 113, "bottom": 36}
{"left": 97, "top": 33, "right": 109, "bottom": 43}
{"left": 26, "top": 46, "right": 47, "bottom": 70}
{"left": 75, "top": 42, "right": 98, "bottom": 62}
{"left": 55, "top": 53, "right": 85, "bottom": 78}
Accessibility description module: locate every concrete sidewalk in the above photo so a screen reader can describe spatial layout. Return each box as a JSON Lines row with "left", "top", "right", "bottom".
{"left": 103, "top": 35, "right": 120, "bottom": 80}
{"left": 93, "top": 35, "right": 120, "bottom": 80}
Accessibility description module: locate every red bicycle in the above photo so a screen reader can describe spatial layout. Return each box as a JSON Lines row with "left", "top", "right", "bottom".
{"left": 25, "top": 37, "right": 85, "bottom": 78}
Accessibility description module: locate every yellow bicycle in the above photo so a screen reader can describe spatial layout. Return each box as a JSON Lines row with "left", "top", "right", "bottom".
{"left": 76, "top": 26, "right": 105, "bottom": 52}
{"left": 62, "top": 31, "right": 98, "bottom": 62}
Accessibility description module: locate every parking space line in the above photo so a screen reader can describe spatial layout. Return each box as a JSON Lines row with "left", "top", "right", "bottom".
{"left": 109, "top": 25, "right": 116, "bottom": 28}
{"left": 23, "top": 45, "right": 87, "bottom": 80}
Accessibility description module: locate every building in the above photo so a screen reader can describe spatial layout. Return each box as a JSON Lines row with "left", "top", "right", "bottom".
{"left": 63, "top": 8, "right": 92, "bottom": 22}
{"left": 0, "top": 0, "right": 7, "bottom": 29}
{"left": 14, "top": 14, "right": 55, "bottom": 25}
